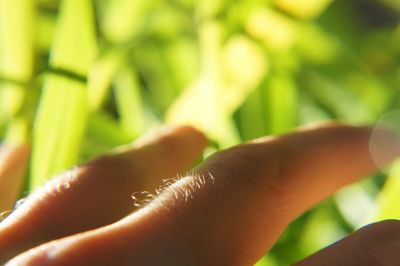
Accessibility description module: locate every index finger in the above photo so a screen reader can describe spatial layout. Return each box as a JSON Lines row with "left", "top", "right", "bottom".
{"left": 162, "top": 123, "right": 400, "bottom": 264}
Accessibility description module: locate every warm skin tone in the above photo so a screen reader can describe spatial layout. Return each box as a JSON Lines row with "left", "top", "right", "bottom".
{"left": 1, "top": 123, "right": 400, "bottom": 265}
{"left": 0, "top": 144, "right": 29, "bottom": 212}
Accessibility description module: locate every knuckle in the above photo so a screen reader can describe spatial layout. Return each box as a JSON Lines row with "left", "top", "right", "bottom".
{"left": 205, "top": 145, "right": 290, "bottom": 197}
{"left": 83, "top": 154, "right": 137, "bottom": 184}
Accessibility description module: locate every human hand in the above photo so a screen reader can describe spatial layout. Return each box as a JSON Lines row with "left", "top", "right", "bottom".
{"left": 1, "top": 123, "right": 400, "bottom": 265}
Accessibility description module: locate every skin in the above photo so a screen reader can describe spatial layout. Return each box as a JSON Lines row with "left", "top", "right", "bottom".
{"left": 0, "top": 144, "right": 29, "bottom": 212}
{"left": 0, "top": 123, "right": 400, "bottom": 265}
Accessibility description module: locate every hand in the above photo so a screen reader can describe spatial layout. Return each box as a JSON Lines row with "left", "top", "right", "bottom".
{"left": 1, "top": 123, "right": 400, "bottom": 265}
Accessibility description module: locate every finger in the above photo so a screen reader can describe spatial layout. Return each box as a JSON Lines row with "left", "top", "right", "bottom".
{"left": 0, "top": 125, "right": 207, "bottom": 263}
{"left": 0, "top": 144, "right": 29, "bottom": 213}
{"left": 7, "top": 123, "right": 400, "bottom": 266}
{"left": 294, "top": 219, "right": 400, "bottom": 265}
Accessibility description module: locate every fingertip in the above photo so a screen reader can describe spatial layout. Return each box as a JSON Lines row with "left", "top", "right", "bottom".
{"left": 137, "top": 124, "right": 208, "bottom": 159}
{"left": 129, "top": 124, "right": 207, "bottom": 150}
{"left": 169, "top": 125, "right": 208, "bottom": 149}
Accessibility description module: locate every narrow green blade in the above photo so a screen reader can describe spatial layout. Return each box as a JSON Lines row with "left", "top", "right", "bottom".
{"left": 0, "top": 0, "right": 35, "bottom": 123}
{"left": 113, "top": 66, "right": 145, "bottom": 138}
{"left": 30, "top": 0, "right": 97, "bottom": 189}
{"left": 264, "top": 71, "right": 298, "bottom": 135}
{"left": 88, "top": 49, "right": 125, "bottom": 111}
{"left": 31, "top": 76, "right": 88, "bottom": 189}
{"left": 102, "top": 0, "right": 159, "bottom": 43}
{"left": 375, "top": 160, "right": 400, "bottom": 220}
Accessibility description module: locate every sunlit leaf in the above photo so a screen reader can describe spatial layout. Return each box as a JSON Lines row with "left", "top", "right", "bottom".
{"left": 167, "top": 77, "right": 240, "bottom": 147}
{"left": 295, "top": 23, "right": 339, "bottom": 64}
{"left": 298, "top": 92, "right": 331, "bottom": 125}
{"left": 36, "top": 10, "right": 56, "bottom": 52}
{"left": 162, "top": 38, "right": 199, "bottom": 93}
{"left": 299, "top": 204, "right": 347, "bottom": 257}
{"left": 264, "top": 71, "right": 298, "bottom": 135}
{"left": 197, "top": 0, "right": 228, "bottom": 19}
{"left": 79, "top": 111, "right": 133, "bottom": 161}
{"left": 32, "top": 76, "right": 88, "bottom": 189}
{"left": 0, "top": 84, "right": 26, "bottom": 124}
{"left": 134, "top": 43, "right": 178, "bottom": 112}
{"left": 303, "top": 71, "right": 374, "bottom": 124}
{"left": 0, "top": 0, "right": 35, "bottom": 80}
{"left": 102, "top": 0, "right": 160, "bottom": 43}
{"left": 273, "top": 0, "right": 333, "bottom": 19}
{"left": 50, "top": 0, "right": 97, "bottom": 75}
{"left": 246, "top": 8, "right": 296, "bottom": 51}
{"left": 375, "top": 159, "right": 400, "bottom": 220}
{"left": 254, "top": 255, "right": 278, "bottom": 266}
{"left": 381, "top": 0, "right": 400, "bottom": 12}
{"left": 237, "top": 88, "right": 266, "bottom": 141}
{"left": 5, "top": 117, "right": 29, "bottom": 145}
{"left": 88, "top": 49, "right": 125, "bottom": 111}
{"left": 221, "top": 35, "right": 269, "bottom": 113}
{"left": 0, "top": 0, "right": 35, "bottom": 122}
{"left": 335, "top": 182, "right": 378, "bottom": 228}
{"left": 113, "top": 66, "right": 145, "bottom": 137}
{"left": 30, "top": 0, "right": 97, "bottom": 189}
{"left": 345, "top": 73, "right": 393, "bottom": 119}
{"left": 167, "top": 21, "right": 240, "bottom": 147}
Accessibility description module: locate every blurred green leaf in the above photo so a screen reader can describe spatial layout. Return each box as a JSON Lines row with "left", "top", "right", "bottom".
{"left": 166, "top": 21, "right": 246, "bottom": 147}
{"left": 299, "top": 204, "right": 347, "bottom": 259}
{"left": 335, "top": 182, "right": 378, "bottom": 228}
{"left": 88, "top": 49, "right": 125, "bottom": 111}
{"left": 246, "top": 7, "right": 296, "bottom": 51}
{"left": 295, "top": 23, "right": 339, "bottom": 64}
{"left": 264, "top": 71, "right": 298, "bottom": 135}
{"left": 134, "top": 43, "right": 179, "bottom": 113}
{"left": 5, "top": 117, "right": 29, "bottom": 145}
{"left": 273, "top": 0, "right": 333, "bottom": 19}
{"left": 31, "top": 76, "right": 88, "bottom": 189}
{"left": 113, "top": 65, "right": 145, "bottom": 138}
{"left": 302, "top": 71, "right": 374, "bottom": 124}
{"left": 0, "top": 0, "right": 35, "bottom": 80}
{"left": 30, "top": 0, "right": 97, "bottom": 189}
{"left": 102, "top": 0, "right": 160, "bottom": 43}
{"left": 237, "top": 88, "right": 266, "bottom": 141}
{"left": 375, "top": 160, "right": 400, "bottom": 220}
{"left": 254, "top": 255, "right": 278, "bottom": 266}
{"left": 0, "top": 0, "right": 35, "bottom": 124}
{"left": 222, "top": 35, "right": 269, "bottom": 112}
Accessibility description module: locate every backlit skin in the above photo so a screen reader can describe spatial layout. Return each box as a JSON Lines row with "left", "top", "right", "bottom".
{"left": 1, "top": 123, "right": 400, "bottom": 265}
{"left": 0, "top": 145, "right": 29, "bottom": 212}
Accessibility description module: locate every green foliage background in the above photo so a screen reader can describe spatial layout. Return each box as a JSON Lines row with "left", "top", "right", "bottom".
{"left": 0, "top": 0, "right": 399, "bottom": 264}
